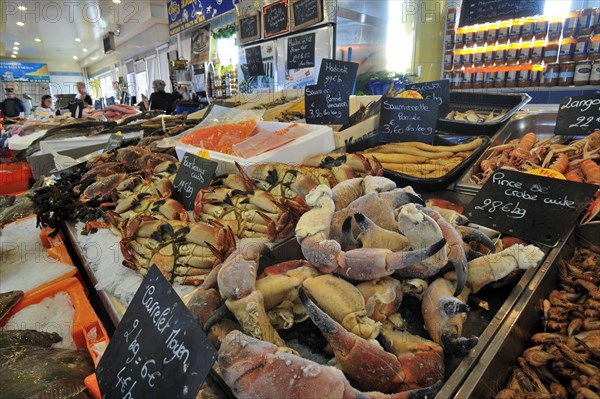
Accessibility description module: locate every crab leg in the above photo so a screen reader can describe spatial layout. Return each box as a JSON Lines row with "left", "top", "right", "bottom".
{"left": 300, "top": 290, "right": 443, "bottom": 393}
{"left": 353, "top": 213, "right": 409, "bottom": 251}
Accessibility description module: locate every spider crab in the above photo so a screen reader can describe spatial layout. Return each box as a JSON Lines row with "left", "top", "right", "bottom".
{"left": 295, "top": 176, "right": 471, "bottom": 295}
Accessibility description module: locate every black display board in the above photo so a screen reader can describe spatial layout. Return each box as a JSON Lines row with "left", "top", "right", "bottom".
{"left": 459, "top": 0, "right": 544, "bottom": 27}
{"left": 317, "top": 59, "right": 358, "bottom": 88}
{"left": 554, "top": 93, "right": 600, "bottom": 135}
{"left": 405, "top": 79, "right": 450, "bottom": 117}
{"left": 287, "top": 32, "right": 315, "bottom": 69}
{"left": 264, "top": 0, "right": 289, "bottom": 38}
{"left": 105, "top": 132, "right": 124, "bottom": 152}
{"left": 245, "top": 46, "right": 265, "bottom": 77}
{"left": 305, "top": 84, "right": 352, "bottom": 125}
{"left": 172, "top": 152, "right": 218, "bottom": 210}
{"left": 96, "top": 265, "right": 217, "bottom": 399}
{"left": 378, "top": 98, "right": 439, "bottom": 144}
{"left": 239, "top": 14, "right": 261, "bottom": 44}
{"left": 464, "top": 170, "right": 597, "bottom": 247}
{"left": 291, "top": 0, "right": 323, "bottom": 31}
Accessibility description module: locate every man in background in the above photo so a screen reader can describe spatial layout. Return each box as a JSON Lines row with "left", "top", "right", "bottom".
{"left": 1, "top": 88, "right": 25, "bottom": 117}
{"left": 75, "top": 82, "right": 93, "bottom": 106}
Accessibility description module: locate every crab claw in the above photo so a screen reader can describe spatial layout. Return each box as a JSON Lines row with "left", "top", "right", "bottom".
{"left": 456, "top": 225, "right": 496, "bottom": 253}
{"left": 354, "top": 213, "right": 409, "bottom": 252}
{"left": 300, "top": 289, "right": 442, "bottom": 394}
{"left": 340, "top": 216, "right": 361, "bottom": 250}
{"left": 581, "top": 196, "right": 600, "bottom": 224}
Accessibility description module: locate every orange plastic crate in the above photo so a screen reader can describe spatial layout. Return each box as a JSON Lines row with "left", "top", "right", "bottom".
{"left": 0, "top": 162, "right": 32, "bottom": 195}
{"left": 0, "top": 278, "right": 109, "bottom": 399}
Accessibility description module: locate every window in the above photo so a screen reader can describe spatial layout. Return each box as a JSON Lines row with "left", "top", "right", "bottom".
{"left": 99, "top": 74, "right": 113, "bottom": 99}
{"left": 136, "top": 71, "right": 149, "bottom": 99}
{"left": 215, "top": 37, "right": 238, "bottom": 67}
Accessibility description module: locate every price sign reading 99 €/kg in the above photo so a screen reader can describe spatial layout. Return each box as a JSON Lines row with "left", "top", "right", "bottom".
{"left": 378, "top": 98, "right": 439, "bottom": 144}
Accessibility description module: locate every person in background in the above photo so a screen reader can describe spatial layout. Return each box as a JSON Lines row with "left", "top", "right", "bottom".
{"left": 33, "top": 95, "right": 57, "bottom": 120}
{"left": 1, "top": 88, "right": 25, "bottom": 117}
{"left": 75, "top": 82, "right": 93, "bottom": 106}
{"left": 148, "top": 80, "right": 175, "bottom": 113}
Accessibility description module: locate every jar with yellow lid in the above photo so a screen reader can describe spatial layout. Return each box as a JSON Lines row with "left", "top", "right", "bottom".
{"left": 517, "top": 65, "right": 532, "bottom": 87}
{"left": 455, "top": 27, "right": 466, "bottom": 46}
{"left": 509, "top": 18, "right": 524, "bottom": 42}
{"left": 530, "top": 40, "right": 546, "bottom": 64}
{"left": 497, "top": 20, "right": 512, "bottom": 44}
{"left": 563, "top": 11, "right": 580, "bottom": 38}
{"left": 518, "top": 41, "right": 533, "bottom": 63}
{"left": 578, "top": 8, "right": 596, "bottom": 36}
{"left": 589, "top": 34, "right": 600, "bottom": 60}
{"left": 531, "top": 65, "right": 544, "bottom": 86}
{"left": 548, "top": 17, "right": 563, "bottom": 40}
{"left": 560, "top": 37, "right": 578, "bottom": 62}
{"left": 522, "top": 17, "right": 536, "bottom": 41}
{"left": 544, "top": 41, "right": 560, "bottom": 63}
{"left": 487, "top": 22, "right": 499, "bottom": 44}
{"left": 475, "top": 24, "right": 488, "bottom": 45}
{"left": 463, "top": 48, "right": 474, "bottom": 66}
{"left": 535, "top": 16, "right": 549, "bottom": 39}
{"left": 465, "top": 27, "right": 476, "bottom": 46}
{"left": 494, "top": 44, "right": 508, "bottom": 64}
{"left": 473, "top": 47, "right": 486, "bottom": 66}
{"left": 574, "top": 35, "right": 590, "bottom": 61}
{"left": 506, "top": 43, "right": 520, "bottom": 64}
{"left": 483, "top": 67, "right": 497, "bottom": 88}
{"left": 453, "top": 49, "right": 464, "bottom": 67}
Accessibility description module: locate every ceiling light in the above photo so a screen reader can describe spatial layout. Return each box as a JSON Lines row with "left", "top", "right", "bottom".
{"left": 18, "top": 6, "right": 27, "bottom": 11}
{"left": 34, "top": 38, "right": 41, "bottom": 42}
{"left": 11, "top": 55, "right": 16, "bottom": 58}
{"left": 12, "top": 51, "right": 18, "bottom": 55}
{"left": 82, "top": 48, "right": 88, "bottom": 52}
{"left": 75, "top": 38, "right": 81, "bottom": 42}
{"left": 113, "top": 0, "right": 121, "bottom": 3}
{"left": 91, "top": 57, "right": 98, "bottom": 61}
{"left": 13, "top": 47, "right": 19, "bottom": 51}
{"left": 73, "top": 56, "right": 79, "bottom": 60}
{"left": 16, "top": 21, "right": 24, "bottom": 26}
{"left": 14, "top": 42, "right": 20, "bottom": 46}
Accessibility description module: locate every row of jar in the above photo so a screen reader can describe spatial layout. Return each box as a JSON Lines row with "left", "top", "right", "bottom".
{"left": 445, "top": 61, "right": 600, "bottom": 89}
{"left": 445, "top": 35, "right": 600, "bottom": 70}
{"left": 445, "top": 8, "right": 599, "bottom": 47}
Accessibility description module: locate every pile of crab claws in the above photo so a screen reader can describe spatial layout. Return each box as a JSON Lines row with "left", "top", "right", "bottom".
{"left": 452, "top": 261, "right": 468, "bottom": 297}
{"left": 299, "top": 288, "right": 338, "bottom": 336}
{"left": 440, "top": 297, "right": 470, "bottom": 319}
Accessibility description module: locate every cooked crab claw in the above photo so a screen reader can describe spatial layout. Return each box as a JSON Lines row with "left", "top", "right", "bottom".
{"left": 300, "top": 289, "right": 444, "bottom": 394}
{"left": 218, "top": 330, "right": 443, "bottom": 399}
{"left": 455, "top": 225, "right": 496, "bottom": 253}
{"left": 353, "top": 213, "right": 409, "bottom": 252}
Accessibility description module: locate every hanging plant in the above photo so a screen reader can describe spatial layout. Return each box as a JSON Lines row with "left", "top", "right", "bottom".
{"left": 212, "top": 24, "right": 237, "bottom": 40}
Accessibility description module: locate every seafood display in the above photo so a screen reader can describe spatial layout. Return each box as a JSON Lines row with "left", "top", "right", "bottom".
{"left": 472, "top": 130, "right": 600, "bottom": 223}
{"left": 183, "top": 176, "right": 546, "bottom": 398}
{"left": 0, "top": 195, "right": 34, "bottom": 228}
{"left": 445, "top": 109, "right": 507, "bottom": 123}
{"left": 496, "top": 245, "right": 600, "bottom": 399}
{"left": 88, "top": 103, "right": 140, "bottom": 122}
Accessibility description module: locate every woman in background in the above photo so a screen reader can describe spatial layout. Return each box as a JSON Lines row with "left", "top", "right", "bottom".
{"left": 148, "top": 80, "right": 175, "bottom": 113}
{"left": 33, "top": 95, "right": 57, "bottom": 120}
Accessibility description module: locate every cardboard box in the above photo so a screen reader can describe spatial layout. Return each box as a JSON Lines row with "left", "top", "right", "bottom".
{"left": 175, "top": 121, "right": 334, "bottom": 176}
{"left": 333, "top": 95, "right": 381, "bottom": 149}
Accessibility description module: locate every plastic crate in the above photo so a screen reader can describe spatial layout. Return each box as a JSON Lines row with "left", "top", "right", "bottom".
{"left": 0, "top": 278, "right": 109, "bottom": 399}
{"left": 0, "top": 161, "right": 32, "bottom": 195}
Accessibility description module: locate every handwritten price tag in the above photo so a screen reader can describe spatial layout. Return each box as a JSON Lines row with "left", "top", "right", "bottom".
{"left": 555, "top": 93, "right": 600, "bottom": 135}
{"left": 97, "top": 265, "right": 217, "bottom": 399}
{"left": 464, "top": 170, "right": 597, "bottom": 247}
{"left": 173, "top": 152, "right": 218, "bottom": 210}
{"left": 378, "top": 98, "right": 439, "bottom": 144}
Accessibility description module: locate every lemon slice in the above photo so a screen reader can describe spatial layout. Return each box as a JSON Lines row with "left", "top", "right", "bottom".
{"left": 395, "top": 90, "right": 423, "bottom": 99}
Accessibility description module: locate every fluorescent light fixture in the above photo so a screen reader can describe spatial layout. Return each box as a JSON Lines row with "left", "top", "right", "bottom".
{"left": 544, "top": 0, "right": 572, "bottom": 19}
{"left": 16, "top": 21, "right": 24, "bottom": 26}
{"left": 82, "top": 48, "right": 88, "bottom": 52}
{"left": 34, "top": 38, "right": 41, "bottom": 42}
{"left": 75, "top": 38, "right": 81, "bottom": 42}
{"left": 11, "top": 55, "right": 16, "bottom": 58}
{"left": 14, "top": 42, "right": 20, "bottom": 46}
{"left": 113, "top": 0, "right": 121, "bottom": 3}
{"left": 18, "top": 6, "right": 27, "bottom": 11}
{"left": 12, "top": 51, "right": 18, "bottom": 55}
{"left": 73, "top": 56, "right": 79, "bottom": 60}
{"left": 13, "top": 47, "right": 19, "bottom": 50}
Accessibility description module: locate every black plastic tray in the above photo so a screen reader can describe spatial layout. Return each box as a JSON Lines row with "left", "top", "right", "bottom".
{"left": 347, "top": 134, "right": 491, "bottom": 191}
{"left": 437, "top": 92, "right": 531, "bottom": 136}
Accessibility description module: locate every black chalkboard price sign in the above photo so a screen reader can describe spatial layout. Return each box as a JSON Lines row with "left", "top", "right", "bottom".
{"left": 105, "top": 132, "right": 124, "bottom": 152}
{"left": 405, "top": 79, "right": 450, "bottom": 117}
{"left": 172, "top": 152, "right": 218, "bottom": 210}
{"left": 291, "top": 0, "right": 322, "bottom": 31}
{"left": 264, "top": 0, "right": 289, "bottom": 38}
{"left": 378, "top": 98, "right": 439, "bottom": 144}
{"left": 464, "top": 170, "right": 597, "bottom": 247}
{"left": 238, "top": 14, "right": 261, "bottom": 44}
{"left": 305, "top": 84, "right": 351, "bottom": 125}
{"left": 459, "top": 0, "right": 544, "bottom": 27}
{"left": 554, "top": 93, "right": 600, "bottom": 136}
{"left": 318, "top": 59, "right": 359, "bottom": 90}
{"left": 96, "top": 265, "right": 217, "bottom": 399}
{"left": 245, "top": 46, "right": 265, "bottom": 77}
{"left": 287, "top": 32, "right": 315, "bottom": 69}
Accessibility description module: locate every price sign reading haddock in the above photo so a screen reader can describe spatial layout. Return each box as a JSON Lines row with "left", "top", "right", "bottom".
{"left": 96, "top": 265, "right": 217, "bottom": 399}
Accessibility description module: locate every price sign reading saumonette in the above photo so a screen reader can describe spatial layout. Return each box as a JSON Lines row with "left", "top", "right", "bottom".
{"left": 554, "top": 93, "right": 600, "bottom": 136}
{"left": 96, "top": 265, "right": 217, "bottom": 399}
{"left": 378, "top": 98, "right": 439, "bottom": 144}
{"left": 405, "top": 79, "right": 450, "bottom": 117}
{"left": 464, "top": 170, "right": 597, "bottom": 247}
